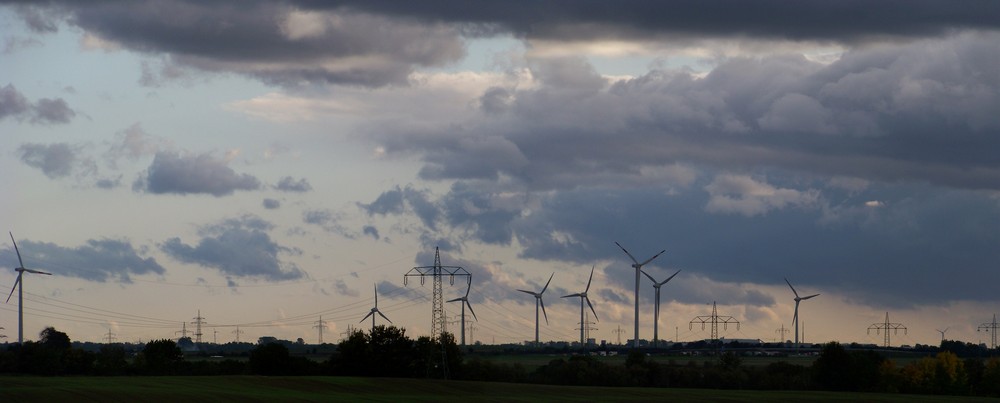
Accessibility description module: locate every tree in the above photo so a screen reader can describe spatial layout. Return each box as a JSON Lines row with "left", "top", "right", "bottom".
{"left": 39, "top": 327, "right": 71, "bottom": 352}
{"left": 139, "top": 339, "right": 183, "bottom": 375}
{"left": 249, "top": 343, "right": 291, "bottom": 375}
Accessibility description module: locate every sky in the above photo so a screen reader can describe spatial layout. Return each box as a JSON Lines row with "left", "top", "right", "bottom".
{"left": 2, "top": 0, "right": 999, "bottom": 347}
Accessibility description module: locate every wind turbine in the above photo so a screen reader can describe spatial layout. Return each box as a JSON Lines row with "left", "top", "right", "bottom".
{"left": 641, "top": 268, "right": 681, "bottom": 348}
{"left": 936, "top": 327, "right": 949, "bottom": 344}
{"left": 360, "top": 284, "right": 391, "bottom": 333}
{"left": 562, "top": 266, "right": 598, "bottom": 347}
{"left": 6, "top": 233, "right": 52, "bottom": 344}
{"left": 517, "top": 273, "right": 553, "bottom": 347}
{"left": 447, "top": 284, "right": 477, "bottom": 345}
{"left": 616, "top": 241, "right": 665, "bottom": 348}
{"left": 784, "top": 278, "right": 819, "bottom": 346}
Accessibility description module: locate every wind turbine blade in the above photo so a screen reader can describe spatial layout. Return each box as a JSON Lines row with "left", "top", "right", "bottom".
{"left": 585, "top": 265, "right": 595, "bottom": 292}
{"left": 615, "top": 242, "right": 639, "bottom": 264}
{"left": 562, "top": 293, "right": 582, "bottom": 298}
{"left": 784, "top": 278, "right": 800, "bottom": 298}
{"left": 466, "top": 301, "right": 478, "bottom": 321}
{"left": 10, "top": 232, "right": 24, "bottom": 269}
{"left": 464, "top": 284, "right": 471, "bottom": 298}
{"left": 377, "top": 310, "right": 392, "bottom": 324}
{"left": 360, "top": 311, "right": 374, "bottom": 323}
{"left": 25, "top": 269, "right": 51, "bottom": 275}
{"left": 639, "top": 250, "right": 666, "bottom": 266}
{"left": 540, "top": 298, "right": 548, "bottom": 325}
{"left": 373, "top": 284, "right": 378, "bottom": 307}
{"left": 446, "top": 297, "right": 463, "bottom": 303}
{"left": 641, "top": 269, "right": 657, "bottom": 283}
{"left": 5, "top": 275, "right": 19, "bottom": 304}
{"left": 801, "top": 293, "right": 820, "bottom": 300}
{"left": 541, "top": 273, "right": 553, "bottom": 294}
{"left": 661, "top": 269, "right": 681, "bottom": 285}
{"left": 516, "top": 289, "right": 535, "bottom": 296}
{"left": 586, "top": 297, "right": 598, "bottom": 322}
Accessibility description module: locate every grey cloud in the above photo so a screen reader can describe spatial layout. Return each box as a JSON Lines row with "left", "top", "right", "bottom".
{"left": 302, "top": 209, "right": 355, "bottom": 238}
{"left": 306, "top": 1, "right": 1000, "bottom": 43}
{"left": 106, "top": 123, "right": 168, "bottom": 165}
{"left": 360, "top": 185, "right": 441, "bottom": 230}
{"left": 161, "top": 215, "right": 304, "bottom": 281}
{"left": 333, "top": 279, "right": 359, "bottom": 297}
{"left": 262, "top": 198, "right": 281, "bottom": 209}
{"left": 0, "top": 84, "right": 75, "bottom": 124}
{"left": 376, "top": 33, "right": 1000, "bottom": 192}
{"left": 22, "top": 1, "right": 465, "bottom": 88}
{"left": 274, "top": 176, "right": 312, "bottom": 192}
{"left": 0, "top": 238, "right": 165, "bottom": 283}
{"left": 19, "top": 143, "right": 81, "bottom": 179}
{"left": 133, "top": 151, "right": 260, "bottom": 196}
{"left": 362, "top": 225, "right": 379, "bottom": 240}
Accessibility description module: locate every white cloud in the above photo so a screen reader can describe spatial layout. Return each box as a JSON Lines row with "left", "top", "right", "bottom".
{"left": 704, "top": 174, "right": 820, "bottom": 216}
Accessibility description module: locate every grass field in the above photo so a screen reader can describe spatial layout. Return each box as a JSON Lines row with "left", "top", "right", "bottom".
{"left": 0, "top": 376, "right": 985, "bottom": 402}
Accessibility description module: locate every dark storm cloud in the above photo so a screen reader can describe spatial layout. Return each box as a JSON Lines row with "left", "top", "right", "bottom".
{"left": 14, "top": 0, "right": 464, "bottom": 88}
{"left": 0, "top": 238, "right": 165, "bottom": 282}
{"left": 262, "top": 198, "right": 281, "bottom": 209}
{"left": 161, "top": 215, "right": 304, "bottom": 281}
{"left": 307, "top": 0, "right": 1000, "bottom": 42}
{"left": 0, "top": 84, "right": 75, "bottom": 124}
{"left": 360, "top": 185, "right": 441, "bottom": 230}
{"left": 377, "top": 32, "right": 1000, "bottom": 192}
{"left": 274, "top": 176, "right": 312, "bottom": 192}
{"left": 133, "top": 151, "right": 261, "bottom": 196}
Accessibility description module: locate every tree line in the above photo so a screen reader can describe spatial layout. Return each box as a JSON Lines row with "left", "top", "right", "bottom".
{"left": 2, "top": 326, "right": 999, "bottom": 397}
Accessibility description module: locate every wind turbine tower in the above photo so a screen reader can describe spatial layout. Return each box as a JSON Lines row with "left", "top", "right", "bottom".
{"left": 867, "top": 312, "right": 907, "bottom": 347}
{"left": 562, "top": 266, "right": 598, "bottom": 347}
{"left": 936, "top": 327, "right": 949, "bottom": 344}
{"left": 361, "top": 284, "right": 392, "bottom": 332}
{"left": 616, "top": 242, "right": 665, "bottom": 348}
{"left": 446, "top": 283, "right": 477, "bottom": 346}
{"left": 5, "top": 233, "right": 52, "bottom": 344}
{"left": 784, "top": 278, "right": 819, "bottom": 346}
{"left": 642, "top": 268, "right": 681, "bottom": 347}
{"left": 517, "top": 273, "right": 553, "bottom": 347}
{"left": 404, "top": 247, "right": 470, "bottom": 340}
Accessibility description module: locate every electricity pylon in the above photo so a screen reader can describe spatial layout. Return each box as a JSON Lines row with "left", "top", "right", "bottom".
{"left": 978, "top": 314, "right": 999, "bottom": 349}
{"left": 776, "top": 324, "right": 790, "bottom": 342}
{"left": 689, "top": 301, "right": 740, "bottom": 342}
{"left": 868, "top": 312, "right": 906, "bottom": 347}
{"left": 404, "top": 247, "right": 470, "bottom": 340}
{"left": 191, "top": 310, "right": 206, "bottom": 344}
{"left": 314, "top": 316, "right": 327, "bottom": 344}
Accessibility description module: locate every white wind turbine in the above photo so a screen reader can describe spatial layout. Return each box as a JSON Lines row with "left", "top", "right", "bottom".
{"left": 447, "top": 283, "right": 477, "bottom": 345}
{"left": 6, "top": 233, "right": 52, "bottom": 344}
{"left": 616, "top": 241, "right": 665, "bottom": 348}
{"left": 360, "top": 284, "right": 391, "bottom": 332}
{"left": 517, "top": 273, "right": 553, "bottom": 347}
{"left": 641, "top": 268, "right": 681, "bottom": 348}
{"left": 785, "top": 278, "right": 819, "bottom": 346}
{"left": 936, "top": 327, "right": 949, "bottom": 343}
{"left": 562, "top": 266, "right": 598, "bottom": 347}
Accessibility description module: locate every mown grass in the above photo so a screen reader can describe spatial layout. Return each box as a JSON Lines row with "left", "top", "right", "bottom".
{"left": 0, "top": 376, "right": 984, "bottom": 402}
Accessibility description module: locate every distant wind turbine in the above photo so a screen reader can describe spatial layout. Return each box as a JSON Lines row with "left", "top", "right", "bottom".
{"left": 360, "top": 284, "right": 391, "bottom": 332}
{"left": 936, "top": 327, "right": 949, "bottom": 344}
{"left": 616, "top": 242, "right": 665, "bottom": 348}
{"left": 517, "top": 273, "right": 553, "bottom": 347}
{"left": 6, "top": 233, "right": 52, "bottom": 344}
{"left": 562, "top": 266, "right": 599, "bottom": 347}
{"left": 447, "top": 283, "right": 477, "bottom": 346}
{"left": 785, "top": 278, "right": 819, "bottom": 346}
{"left": 642, "top": 268, "right": 681, "bottom": 348}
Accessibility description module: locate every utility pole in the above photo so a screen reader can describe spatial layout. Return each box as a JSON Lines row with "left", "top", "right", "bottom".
{"left": 213, "top": 329, "right": 218, "bottom": 344}
{"left": 776, "top": 324, "right": 790, "bottom": 342}
{"left": 404, "top": 247, "right": 471, "bottom": 340}
{"left": 978, "top": 314, "right": 999, "bottom": 349}
{"left": 868, "top": 312, "right": 907, "bottom": 347}
{"left": 105, "top": 328, "right": 117, "bottom": 344}
{"left": 191, "top": 310, "right": 206, "bottom": 344}
{"left": 314, "top": 315, "right": 327, "bottom": 344}
{"left": 466, "top": 323, "right": 477, "bottom": 344}
{"left": 689, "top": 301, "right": 740, "bottom": 343}
{"left": 613, "top": 325, "right": 626, "bottom": 345}
{"left": 175, "top": 323, "right": 189, "bottom": 340}
{"left": 232, "top": 326, "right": 244, "bottom": 343}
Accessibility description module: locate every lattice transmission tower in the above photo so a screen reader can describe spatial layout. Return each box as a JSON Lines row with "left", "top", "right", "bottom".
{"left": 689, "top": 301, "right": 740, "bottom": 342}
{"left": 314, "top": 315, "right": 327, "bottom": 344}
{"left": 191, "top": 310, "right": 206, "bottom": 344}
{"left": 868, "top": 312, "right": 906, "bottom": 347}
{"left": 404, "top": 247, "right": 471, "bottom": 340}
{"left": 978, "top": 314, "right": 999, "bottom": 349}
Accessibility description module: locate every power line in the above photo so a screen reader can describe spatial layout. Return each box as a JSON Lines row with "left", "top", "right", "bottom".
{"left": 867, "top": 312, "right": 907, "bottom": 348}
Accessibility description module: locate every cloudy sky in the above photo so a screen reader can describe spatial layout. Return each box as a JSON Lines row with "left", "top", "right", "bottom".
{"left": 2, "top": 1, "right": 999, "bottom": 346}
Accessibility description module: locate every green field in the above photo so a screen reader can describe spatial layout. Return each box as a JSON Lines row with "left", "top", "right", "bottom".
{"left": 0, "top": 376, "right": 984, "bottom": 402}
{"left": 471, "top": 352, "right": 821, "bottom": 370}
